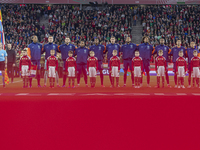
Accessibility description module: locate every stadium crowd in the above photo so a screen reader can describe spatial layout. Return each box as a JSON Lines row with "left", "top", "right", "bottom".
{"left": 140, "top": 5, "right": 200, "bottom": 49}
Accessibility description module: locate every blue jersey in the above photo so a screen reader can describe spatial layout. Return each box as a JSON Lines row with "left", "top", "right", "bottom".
{"left": 187, "top": 48, "right": 198, "bottom": 63}
{"left": 89, "top": 44, "right": 105, "bottom": 61}
{"left": 42, "top": 43, "right": 58, "bottom": 59}
{"left": 106, "top": 43, "right": 120, "bottom": 60}
{"left": 120, "top": 43, "right": 137, "bottom": 60}
{"left": 138, "top": 43, "right": 153, "bottom": 60}
{"left": 75, "top": 47, "right": 90, "bottom": 64}
{"left": 0, "top": 50, "right": 7, "bottom": 62}
{"left": 28, "top": 42, "right": 42, "bottom": 61}
{"left": 154, "top": 45, "right": 170, "bottom": 62}
{"left": 170, "top": 46, "right": 186, "bottom": 63}
{"left": 59, "top": 43, "right": 76, "bottom": 61}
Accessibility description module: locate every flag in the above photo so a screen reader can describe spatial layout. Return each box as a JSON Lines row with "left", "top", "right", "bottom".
{"left": 4, "top": 68, "right": 9, "bottom": 85}
{"left": 29, "top": 65, "right": 37, "bottom": 78}
{"left": 0, "top": 8, "right": 5, "bottom": 50}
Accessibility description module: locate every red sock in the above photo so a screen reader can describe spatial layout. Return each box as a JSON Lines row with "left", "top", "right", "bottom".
{"left": 162, "top": 76, "right": 164, "bottom": 86}
{"left": 135, "top": 77, "right": 137, "bottom": 86}
{"left": 124, "top": 71, "right": 127, "bottom": 85}
{"left": 188, "top": 73, "right": 191, "bottom": 86}
{"left": 116, "top": 77, "right": 119, "bottom": 86}
{"left": 72, "top": 78, "right": 75, "bottom": 86}
{"left": 131, "top": 73, "right": 134, "bottom": 85}
{"left": 165, "top": 72, "right": 169, "bottom": 84}
{"left": 193, "top": 78, "right": 195, "bottom": 87}
{"left": 147, "top": 72, "right": 150, "bottom": 84}
{"left": 196, "top": 78, "right": 199, "bottom": 87}
{"left": 100, "top": 73, "right": 103, "bottom": 85}
{"left": 93, "top": 77, "right": 96, "bottom": 87}
{"left": 157, "top": 76, "right": 160, "bottom": 86}
{"left": 69, "top": 77, "right": 71, "bottom": 86}
{"left": 181, "top": 77, "right": 184, "bottom": 86}
{"left": 174, "top": 74, "right": 177, "bottom": 85}
{"left": 112, "top": 77, "right": 114, "bottom": 86}
{"left": 109, "top": 73, "right": 112, "bottom": 85}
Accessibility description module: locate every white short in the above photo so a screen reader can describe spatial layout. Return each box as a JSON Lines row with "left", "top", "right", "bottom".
{"left": 134, "top": 67, "right": 141, "bottom": 77}
{"left": 111, "top": 67, "right": 119, "bottom": 77}
{"left": 89, "top": 67, "right": 97, "bottom": 77}
{"left": 177, "top": 67, "right": 185, "bottom": 77}
{"left": 191, "top": 67, "right": 200, "bottom": 78}
{"left": 68, "top": 67, "right": 75, "bottom": 77}
{"left": 157, "top": 66, "right": 165, "bottom": 77}
{"left": 48, "top": 66, "right": 56, "bottom": 78}
{"left": 21, "top": 65, "right": 30, "bottom": 77}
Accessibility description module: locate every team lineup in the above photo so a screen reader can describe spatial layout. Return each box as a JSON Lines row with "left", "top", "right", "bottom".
{"left": 0, "top": 35, "right": 200, "bottom": 88}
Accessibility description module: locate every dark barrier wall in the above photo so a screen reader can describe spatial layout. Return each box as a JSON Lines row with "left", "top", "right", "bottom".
{"left": 0, "top": 0, "right": 200, "bottom": 4}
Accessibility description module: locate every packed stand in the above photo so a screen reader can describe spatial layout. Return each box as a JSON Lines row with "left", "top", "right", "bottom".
{"left": 140, "top": 5, "right": 200, "bottom": 49}
{"left": 45, "top": 4, "right": 134, "bottom": 47}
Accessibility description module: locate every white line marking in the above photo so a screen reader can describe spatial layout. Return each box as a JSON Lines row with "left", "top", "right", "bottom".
{"left": 48, "top": 93, "right": 75, "bottom": 96}
{"left": 192, "top": 93, "right": 200, "bottom": 96}
{"left": 28, "top": 94, "right": 42, "bottom": 96}
{"left": 134, "top": 93, "right": 150, "bottom": 95}
{"left": 154, "top": 93, "right": 165, "bottom": 95}
{"left": 114, "top": 93, "right": 125, "bottom": 95}
{"left": 176, "top": 93, "right": 187, "bottom": 95}
{"left": 16, "top": 93, "right": 29, "bottom": 95}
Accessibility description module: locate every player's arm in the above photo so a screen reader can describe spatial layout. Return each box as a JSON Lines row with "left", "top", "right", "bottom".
{"left": 164, "top": 59, "right": 167, "bottom": 72}
{"left": 87, "top": 59, "right": 89, "bottom": 72}
{"left": 132, "top": 59, "right": 134, "bottom": 73}
{"left": 65, "top": 59, "right": 68, "bottom": 73}
{"left": 118, "top": 57, "right": 120, "bottom": 72}
{"left": 74, "top": 48, "right": 77, "bottom": 56}
{"left": 57, "top": 45, "right": 61, "bottom": 53}
{"left": 19, "top": 58, "right": 22, "bottom": 71}
{"left": 28, "top": 59, "right": 31, "bottom": 71}
{"left": 185, "top": 59, "right": 187, "bottom": 73}
{"left": 56, "top": 58, "right": 58, "bottom": 72}
{"left": 168, "top": 48, "right": 172, "bottom": 54}
{"left": 175, "top": 60, "right": 178, "bottom": 74}
{"left": 74, "top": 59, "right": 77, "bottom": 72}
{"left": 103, "top": 45, "right": 106, "bottom": 54}
{"left": 46, "top": 58, "right": 49, "bottom": 71}
{"left": 141, "top": 59, "right": 143, "bottom": 72}
{"left": 27, "top": 48, "right": 31, "bottom": 58}
{"left": 96, "top": 59, "right": 98, "bottom": 71}
{"left": 155, "top": 58, "right": 157, "bottom": 72}
{"left": 41, "top": 45, "right": 45, "bottom": 54}
{"left": 152, "top": 46, "right": 156, "bottom": 55}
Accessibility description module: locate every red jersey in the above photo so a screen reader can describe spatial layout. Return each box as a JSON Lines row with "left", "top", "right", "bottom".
{"left": 46, "top": 56, "right": 58, "bottom": 71}
{"left": 87, "top": 56, "right": 98, "bottom": 71}
{"left": 65, "top": 57, "right": 77, "bottom": 72}
{"left": 191, "top": 56, "right": 200, "bottom": 71}
{"left": 132, "top": 57, "right": 143, "bottom": 71}
{"left": 155, "top": 56, "right": 167, "bottom": 71}
{"left": 110, "top": 56, "right": 120, "bottom": 71}
{"left": 175, "top": 57, "right": 187, "bottom": 72}
{"left": 19, "top": 55, "right": 31, "bottom": 71}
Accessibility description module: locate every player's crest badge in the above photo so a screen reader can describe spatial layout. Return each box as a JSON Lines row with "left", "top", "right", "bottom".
{"left": 1, "top": 53, "right": 3, "bottom": 56}
{"left": 47, "top": 46, "right": 48, "bottom": 48}
{"left": 115, "top": 45, "right": 117, "bottom": 49}
{"left": 99, "top": 46, "right": 101, "bottom": 50}
{"left": 63, "top": 46, "right": 65, "bottom": 48}
{"left": 164, "top": 47, "right": 167, "bottom": 51}
{"left": 69, "top": 46, "right": 72, "bottom": 49}
{"left": 130, "top": 45, "right": 133, "bottom": 48}
{"left": 38, "top": 45, "right": 40, "bottom": 49}
{"left": 53, "top": 45, "right": 55, "bottom": 49}
{"left": 84, "top": 50, "right": 86, "bottom": 53}
{"left": 32, "top": 46, "right": 34, "bottom": 48}
{"left": 147, "top": 46, "right": 149, "bottom": 49}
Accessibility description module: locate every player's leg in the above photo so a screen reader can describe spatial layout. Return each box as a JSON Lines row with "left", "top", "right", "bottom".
{"left": 140, "top": 61, "right": 145, "bottom": 86}
{"left": 49, "top": 77, "right": 52, "bottom": 88}
{"left": 36, "top": 60, "right": 41, "bottom": 87}
{"left": 188, "top": 64, "right": 191, "bottom": 87}
{"left": 11, "top": 64, "right": 14, "bottom": 83}
{"left": 173, "top": 62, "right": 177, "bottom": 87}
{"left": 161, "top": 67, "right": 165, "bottom": 88}
{"left": 56, "top": 72, "right": 60, "bottom": 87}
{"left": 110, "top": 67, "right": 114, "bottom": 87}
{"left": 108, "top": 60, "right": 112, "bottom": 85}
{"left": 2, "top": 70, "right": 5, "bottom": 87}
{"left": 44, "top": 60, "right": 47, "bottom": 87}
{"left": 145, "top": 60, "right": 151, "bottom": 87}
{"left": 165, "top": 63, "right": 170, "bottom": 87}
{"left": 116, "top": 67, "right": 120, "bottom": 87}
{"left": 68, "top": 67, "right": 71, "bottom": 87}
{"left": 76, "top": 64, "right": 81, "bottom": 87}
{"left": 82, "top": 64, "right": 88, "bottom": 86}
{"left": 123, "top": 60, "right": 128, "bottom": 87}
{"left": 89, "top": 67, "right": 92, "bottom": 87}
{"left": 98, "top": 61, "right": 104, "bottom": 87}
{"left": 129, "top": 60, "right": 134, "bottom": 86}
{"left": 62, "top": 60, "right": 67, "bottom": 87}
{"left": 53, "top": 77, "right": 55, "bottom": 88}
